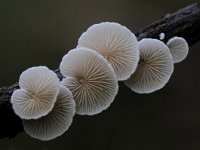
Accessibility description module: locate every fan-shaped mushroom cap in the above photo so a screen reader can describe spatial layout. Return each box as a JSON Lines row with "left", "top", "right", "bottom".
{"left": 124, "top": 38, "right": 174, "bottom": 94}
{"left": 23, "top": 85, "right": 75, "bottom": 141}
{"left": 60, "top": 48, "right": 118, "bottom": 115}
{"left": 11, "top": 66, "right": 60, "bottom": 119}
{"left": 167, "top": 36, "right": 189, "bottom": 63}
{"left": 77, "top": 22, "right": 139, "bottom": 81}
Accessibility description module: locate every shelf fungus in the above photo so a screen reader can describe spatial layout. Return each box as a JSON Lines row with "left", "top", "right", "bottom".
{"left": 11, "top": 66, "right": 60, "bottom": 119}
{"left": 167, "top": 36, "right": 189, "bottom": 63}
{"left": 60, "top": 48, "right": 118, "bottom": 115}
{"left": 124, "top": 38, "right": 174, "bottom": 94}
{"left": 23, "top": 85, "right": 75, "bottom": 141}
{"left": 77, "top": 22, "right": 139, "bottom": 81}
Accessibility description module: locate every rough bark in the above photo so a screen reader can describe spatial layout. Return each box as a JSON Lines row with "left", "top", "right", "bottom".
{"left": 136, "top": 3, "right": 200, "bottom": 46}
{"left": 0, "top": 3, "right": 200, "bottom": 139}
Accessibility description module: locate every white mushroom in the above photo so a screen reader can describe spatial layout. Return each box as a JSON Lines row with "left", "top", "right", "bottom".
{"left": 159, "top": 33, "right": 165, "bottom": 40}
{"left": 77, "top": 22, "right": 139, "bottom": 81}
{"left": 11, "top": 66, "right": 60, "bottom": 119}
{"left": 167, "top": 36, "right": 189, "bottom": 63}
{"left": 60, "top": 48, "right": 118, "bottom": 115}
{"left": 23, "top": 85, "right": 75, "bottom": 141}
{"left": 124, "top": 38, "right": 174, "bottom": 94}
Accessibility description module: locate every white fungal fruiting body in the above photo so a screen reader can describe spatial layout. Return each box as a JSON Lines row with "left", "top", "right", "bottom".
{"left": 77, "top": 22, "right": 139, "bottom": 81}
{"left": 124, "top": 38, "right": 174, "bottom": 94}
{"left": 60, "top": 48, "right": 118, "bottom": 115}
{"left": 11, "top": 66, "right": 60, "bottom": 119}
{"left": 167, "top": 36, "right": 189, "bottom": 63}
{"left": 23, "top": 85, "right": 75, "bottom": 141}
{"left": 159, "top": 33, "right": 165, "bottom": 40}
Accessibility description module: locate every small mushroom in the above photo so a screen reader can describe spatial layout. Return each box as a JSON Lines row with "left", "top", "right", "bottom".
{"left": 166, "top": 36, "right": 189, "bottom": 63}
{"left": 159, "top": 33, "right": 165, "bottom": 40}
{"left": 124, "top": 38, "right": 174, "bottom": 94}
{"left": 11, "top": 66, "right": 60, "bottom": 119}
{"left": 60, "top": 48, "right": 118, "bottom": 115}
{"left": 23, "top": 85, "right": 75, "bottom": 141}
{"left": 77, "top": 22, "right": 139, "bottom": 81}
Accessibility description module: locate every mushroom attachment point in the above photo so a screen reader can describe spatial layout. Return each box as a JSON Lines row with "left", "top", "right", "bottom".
{"left": 124, "top": 38, "right": 174, "bottom": 94}
{"left": 60, "top": 48, "right": 118, "bottom": 115}
{"left": 77, "top": 22, "right": 139, "bottom": 81}
{"left": 167, "top": 36, "right": 189, "bottom": 63}
{"left": 11, "top": 66, "right": 60, "bottom": 119}
{"left": 23, "top": 85, "right": 75, "bottom": 141}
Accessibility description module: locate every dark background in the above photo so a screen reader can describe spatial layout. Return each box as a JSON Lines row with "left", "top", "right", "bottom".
{"left": 0, "top": 0, "right": 200, "bottom": 150}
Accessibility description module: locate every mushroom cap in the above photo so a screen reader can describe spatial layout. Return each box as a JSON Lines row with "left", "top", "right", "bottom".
{"left": 77, "top": 22, "right": 139, "bottom": 81}
{"left": 60, "top": 48, "right": 118, "bottom": 115}
{"left": 159, "top": 33, "right": 165, "bottom": 40}
{"left": 124, "top": 38, "right": 174, "bottom": 94}
{"left": 23, "top": 85, "right": 75, "bottom": 141}
{"left": 11, "top": 66, "right": 60, "bottom": 119}
{"left": 167, "top": 36, "right": 189, "bottom": 63}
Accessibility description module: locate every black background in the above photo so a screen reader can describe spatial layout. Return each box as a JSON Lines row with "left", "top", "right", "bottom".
{"left": 0, "top": 0, "right": 200, "bottom": 150}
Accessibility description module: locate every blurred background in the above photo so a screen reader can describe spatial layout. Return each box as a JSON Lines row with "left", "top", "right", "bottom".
{"left": 0, "top": 0, "right": 200, "bottom": 149}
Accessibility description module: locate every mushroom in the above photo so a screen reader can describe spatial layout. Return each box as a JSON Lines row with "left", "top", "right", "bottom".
{"left": 166, "top": 36, "right": 189, "bottom": 63}
{"left": 23, "top": 85, "right": 75, "bottom": 141}
{"left": 77, "top": 22, "right": 139, "bottom": 81}
{"left": 124, "top": 38, "right": 174, "bottom": 94}
{"left": 159, "top": 33, "right": 165, "bottom": 40}
{"left": 60, "top": 48, "right": 118, "bottom": 115}
{"left": 11, "top": 66, "right": 60, "bottom": 119}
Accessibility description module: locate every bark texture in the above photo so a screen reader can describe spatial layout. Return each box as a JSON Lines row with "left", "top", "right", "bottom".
{"left": 0, "top": 3, "right": 200, "bottom": 139}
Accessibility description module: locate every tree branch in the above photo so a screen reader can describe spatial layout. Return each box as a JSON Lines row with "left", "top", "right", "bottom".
{"left": 0, "top": 3, "right": 200, "bottom": 139}
{"left": 136, "top": 3, "right": 200, "bottom": 46}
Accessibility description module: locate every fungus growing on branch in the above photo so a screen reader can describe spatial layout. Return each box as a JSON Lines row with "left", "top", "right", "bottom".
{"left": 60, "top": 48, "right": 118, "bottom": 115}
{"left": 23, "top": 85, "right": 75, "bottom": 141}
{"left": 124, "top": 39, "right": 174, "bottom": 94}
{"left": 78, "top": 22, "right": 139, "bottom": 81}
{"left": 11, "top": 66, "right": 60, "bottom": 119}
{"left": 167, "top": 36, "right": 189, "bottom": 63}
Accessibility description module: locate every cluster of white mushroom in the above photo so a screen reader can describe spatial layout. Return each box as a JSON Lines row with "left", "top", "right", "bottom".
{"left": 10, "top": 22, "right": 189, "bottom": 141}
{"left": 11, "top": 66, "right": 75, "bottom": 141}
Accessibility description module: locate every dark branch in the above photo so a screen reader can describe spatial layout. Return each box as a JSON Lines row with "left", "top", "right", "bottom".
{"left": 136, "top": 3, "right": 200, "bottom": 46}
{"left": 0, "top": 3, "right": 200, "bottom": 139}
